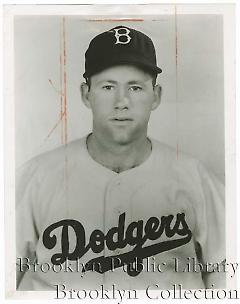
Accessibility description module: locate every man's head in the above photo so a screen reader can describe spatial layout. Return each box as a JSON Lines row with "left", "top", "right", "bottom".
{"left": 81, "top": 26, "right": 162, "bottom": 145}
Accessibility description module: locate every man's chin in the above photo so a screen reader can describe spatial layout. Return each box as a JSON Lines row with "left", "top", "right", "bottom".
{"left": 107, "top": 130, "right": 134, "bottom": 146}
{"left": 111, "top": 136, "right": 132, "bottom": 146}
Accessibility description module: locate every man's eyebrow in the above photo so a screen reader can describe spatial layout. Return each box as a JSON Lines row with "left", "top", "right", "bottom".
{"left": 127, "top": 80, "right": 147, "bottom": 85}
{"left": 96, "top": 80, "right": 118, "bottom": 85}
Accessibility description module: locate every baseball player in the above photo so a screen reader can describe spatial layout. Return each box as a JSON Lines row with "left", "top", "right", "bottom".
{"left": 16, "top": 26, "right": 225, "bottom": 291}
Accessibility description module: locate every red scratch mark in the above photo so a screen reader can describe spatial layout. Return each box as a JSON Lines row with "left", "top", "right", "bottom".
{"left": 88, "top": 18, "right": 144, "bottom": 22}
{"left": 44, "top": 18, "right": 68, "bottom": 144}
{"left": 175, "top": 6, "right": 178, "bottom": 70}
{"left": 45, "top": 18, "right": 69, "bottom": 199}
{"left": 60, "top": 17, "right": 69, "bottom": 213}
{"left": 48, "top": 79, "right": 64, "bottom": 96}
{"left": 175, "top": 5, "right": 179, "bottom": 160}
{"left": 60, "top": 38, "right": 64, "bottom": 144}
{"left": 59, "top": 17, "right": 68, "bottom": 145}
{"left": 62, "top": 17, "right": 68, "bottom": 146}
{"left": 45, "top": 78, "right": 64, "bottom": 140}
{"left": 45, "top": 112, "right": 66, "bottom": 139}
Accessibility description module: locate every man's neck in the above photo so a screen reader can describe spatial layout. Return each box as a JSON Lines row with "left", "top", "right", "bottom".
{"left": 86, "top": 133, "right": 152, "bottom": 173}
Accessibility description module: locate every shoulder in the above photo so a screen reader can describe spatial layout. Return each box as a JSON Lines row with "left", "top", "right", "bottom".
{"left": 150, "top": 138, "right": 214, "bottom": 184}
{"left": 16, "top": 136, "right": 87, "bottom": 181}
{"left": 151, "top": 138, "right": 200, "bottom": 168}
{"left": 151, "top": 138, "right": 224, "bottom": 191}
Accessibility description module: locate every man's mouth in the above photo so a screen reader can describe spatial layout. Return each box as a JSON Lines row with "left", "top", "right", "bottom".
{"left": 111, "top": 118, "right": 133, "bottom": 121}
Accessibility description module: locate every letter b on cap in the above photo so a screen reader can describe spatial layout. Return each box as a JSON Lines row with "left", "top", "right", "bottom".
{"left": 113, "top": 28, "right": 131, "bottom": 45}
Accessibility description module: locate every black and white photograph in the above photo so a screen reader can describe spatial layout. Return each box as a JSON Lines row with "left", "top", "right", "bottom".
{"left": 3, "top": 2, "right": 238, "bottom": 301}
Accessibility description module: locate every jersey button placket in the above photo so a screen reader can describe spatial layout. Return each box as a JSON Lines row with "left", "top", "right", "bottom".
{"left": 104, "top": 176, "right": 125, "bottom": 287}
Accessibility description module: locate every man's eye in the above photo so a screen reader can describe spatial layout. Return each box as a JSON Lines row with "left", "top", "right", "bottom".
{"left": 102, "top": 85, "right": 114, "bottom": 90}
{"left": 129, "top": 86, "right": 142, "bottom": 92}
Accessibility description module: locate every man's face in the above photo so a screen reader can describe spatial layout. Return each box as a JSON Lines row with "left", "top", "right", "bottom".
{"left": 81, "top": 65, "right": 161, "bottom": 145}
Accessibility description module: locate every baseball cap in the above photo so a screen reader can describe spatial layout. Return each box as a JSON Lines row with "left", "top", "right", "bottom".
{"left": 83, "top": 25, "right": 162, "bottom": 79}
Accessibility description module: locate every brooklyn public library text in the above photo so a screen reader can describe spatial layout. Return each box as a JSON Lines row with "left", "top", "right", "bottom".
{"left": 16, "top": 256, "right": 238, "bottom": 278}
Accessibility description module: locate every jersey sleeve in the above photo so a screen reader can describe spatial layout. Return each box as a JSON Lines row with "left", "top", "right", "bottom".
{"left": 193, "top": 161, "right": 225, "bottom": 265}
{"left": 16, "top": 159, "right": 40, "bottom": 262}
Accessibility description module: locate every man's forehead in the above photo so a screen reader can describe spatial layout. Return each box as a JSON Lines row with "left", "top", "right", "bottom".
{"left": 93, "top": 79, "right": 153, "bottom": 86}
{"left": 90, "top": 65, "right": 154, "bottom": 83}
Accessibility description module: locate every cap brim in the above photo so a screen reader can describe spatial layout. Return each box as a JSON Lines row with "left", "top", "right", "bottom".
{"left": 83, "top": 58, "right": 162, "bottom": 78}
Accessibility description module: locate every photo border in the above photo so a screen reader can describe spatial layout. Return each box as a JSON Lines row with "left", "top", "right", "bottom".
{"left": 2, "top": 1, "right": 238, "bottom": 302}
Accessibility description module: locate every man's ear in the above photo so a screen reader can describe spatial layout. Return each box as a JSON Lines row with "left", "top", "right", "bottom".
{"left": 80, "top": 82, "right": 91, "bottom": 108}
{"left": 151, "top": 84, "right": 162, "bottom": 111}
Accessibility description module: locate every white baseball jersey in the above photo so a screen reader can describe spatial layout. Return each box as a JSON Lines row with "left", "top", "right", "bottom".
{"left": 16, "top": 136, "right": 225, "bottom": 290}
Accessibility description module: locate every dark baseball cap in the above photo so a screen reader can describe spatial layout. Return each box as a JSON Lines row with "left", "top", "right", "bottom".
{"left": 83, "top": 25, "right": 162, "bottom": 79}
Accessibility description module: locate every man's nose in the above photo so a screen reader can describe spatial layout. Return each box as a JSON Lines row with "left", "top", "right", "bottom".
{"left": 114, "top": 87, "right": 130, "bottom": 110}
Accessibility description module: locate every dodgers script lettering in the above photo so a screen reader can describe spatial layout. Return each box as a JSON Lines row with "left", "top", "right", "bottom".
{"left": 43, "top": 212, "right": 192, "bottom": 276}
